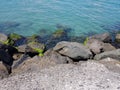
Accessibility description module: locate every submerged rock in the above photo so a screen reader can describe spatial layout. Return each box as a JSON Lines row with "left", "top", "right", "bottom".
{"left": 89, "top": 33, "right": 112, "bottom": 43}
{"left": 45, "top": 29, "right": 70, "bottom": 50}
{"left": 0, "top": 22, "right": 20, "bottom": 30}
{"left": 70, "top": 36, "right": 86, "bottom": 43}
{"left": 26, "top": 34, "right": 41, "bottom": 43}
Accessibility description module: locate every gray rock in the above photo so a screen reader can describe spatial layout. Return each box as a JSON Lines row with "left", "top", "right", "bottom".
{"left": 0, "top": 61, "right": 120, "bottom": 90}
{"left": 53, "top": 41, "right": 92, "bottom": 60}
{"left": 28, "top": 41, "right": 45, "bottom": 51}
{"left": 115, "top": 33, "right": 120, "bottom": 43}
{"left": 12, "top": 49, "right": 72, "bottom": 76}
{"left": 0, "top": 33, "right": 8, "bottom": 43}
{"left": 86, "top": 39, "right": 104, "bottom": 54}
{"left": 103, "top": 43, "right": 116, "bottom": 51}
{"left": 94, "top": 49, "right": 120, "bottom": 60}
{"left": 17, "top": 44, "right": 33, "bottom": 53}
{"left": 12, "top": 56, "right": 40, "bottom": 75}
{"left": 0, "top": 62, "right": 9, "bottom": 80}
{"left": 89, "top": 33, "right": 111, "bottom": 43}
{"left": 41, "top": 49, "right": 73, "bottom": 65}
{"left": 86, "top": 39, "right": 116, "bottom": 54}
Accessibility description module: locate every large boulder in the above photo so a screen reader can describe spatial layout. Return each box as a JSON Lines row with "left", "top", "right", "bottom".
{"left": 103, "top": 43, "right": 116, "bottom": 51}
{"left": 53, "top": 41, "right": 92, "bottom": 60}
{"left": 41, "top": 49, "right": 73, "bottom": 66}
{"left": 12, "top": 56, "right": 40, "bottom": 75}
{"left": 0, "top": 61, "right": 120, "bottom": 90}
{"left": 94, "top": 49, "right": 120, "bottom": 60}
{"left": 86, "top": 39, "right": 104, "bottom": 54}
{"left": 85, "top": 39, "right": 116, "bottom": 54}
{"left": 12, "top": 49, "right": 72, "bottom": 75}
{"left": 89, "top": 33, "right": 112, "bottom": 43}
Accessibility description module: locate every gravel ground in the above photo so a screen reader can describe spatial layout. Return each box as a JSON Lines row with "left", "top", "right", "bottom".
{"left": 0, "top": 61, "right": 120, "bottom": 90}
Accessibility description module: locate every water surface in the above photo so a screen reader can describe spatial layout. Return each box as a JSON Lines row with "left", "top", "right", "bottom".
{"left": 0, "top": 0, "right": 120, "bottom": 36}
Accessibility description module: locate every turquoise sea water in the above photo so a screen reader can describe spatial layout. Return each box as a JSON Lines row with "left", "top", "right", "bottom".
{"left": 0, "top": 0, "right": 120, "bottom": 36}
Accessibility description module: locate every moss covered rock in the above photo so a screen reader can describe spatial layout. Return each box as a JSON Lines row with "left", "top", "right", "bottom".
{"left": 83, "top": 37, "right": 89, "bottom": 46}
{"left": 28, "top": 41, "right": 45, "bottom": 56}
{"left": 27, "top": 34, "right": 40, "bottom": 43}
{"left": 53, "top": 29, "right": 65, "bottom": 38}
{"left": 7, "top": 33, "right": 23, "bottom": 46}
{"left": 0, "top": 33, "right": 8, "bottom": 44}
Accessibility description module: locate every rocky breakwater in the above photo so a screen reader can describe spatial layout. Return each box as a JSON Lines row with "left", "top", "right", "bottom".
{"left": 0, "top": 32, "right": 120, "bottom": 90}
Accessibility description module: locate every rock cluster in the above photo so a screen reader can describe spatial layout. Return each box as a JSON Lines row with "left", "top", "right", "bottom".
{"left": 0, "top": 32, "right": 120, "bottom": 90}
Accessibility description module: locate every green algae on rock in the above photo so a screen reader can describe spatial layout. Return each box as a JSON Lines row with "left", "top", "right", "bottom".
{"left": 28, "top": 41, "right": 45, "bottom": 56}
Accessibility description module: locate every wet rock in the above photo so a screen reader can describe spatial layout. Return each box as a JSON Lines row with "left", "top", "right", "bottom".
{"left": 0, "top": 44, "right": 22, "bottom": 74}
{"left": 26, "top": 34, "right": 41, "bottom": 43}
{"left": 45, "top": 29, "right": 69, "bottom": 49}
{"left": 27, "top": 41, "right": 45, "bottom": 56}
{"left": 89, "top": 33, "right": 112, "bottom": 43}
{"left": 17, "top": 44, "right": 36, "bottom": 53}
{"left": 53, "top": 29, "right": 66, "bottom": 38}
{"left": 53, "top": 41, "right": 92, "bottom": 60}
{"left": 8, "top": 33, "right": 25, "bottom": 46}
{"left": 56, "top": 24, "right": 72, "bottom": 32}
{"left": 70, "top": 36, "right": 86, "bottom": 43}
{"left": 94, "top": 49, "right": 120, "bottom": 60}
{"left": 17, "top": 44, "right": 28, "bottom": 53}
{"left": 39, "top": 29, "right": 51, "bottom": 37}
{"left": 0, "top": 49, "right": 13, "bottom": 74}
{"left": 17, "top": 42, "right": 45, "bottom": 57}
{"left": 0, "top": 61, "right": 120, "bottom": 90}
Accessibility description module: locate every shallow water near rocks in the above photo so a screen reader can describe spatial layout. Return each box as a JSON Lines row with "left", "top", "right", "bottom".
{"left": 0, "top": 0, "right": 120, "bottom": 36}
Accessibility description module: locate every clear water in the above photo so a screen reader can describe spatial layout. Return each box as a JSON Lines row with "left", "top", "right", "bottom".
{"left": 0, "top": 0, "right": 120, "bottom": 36}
